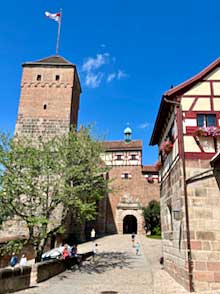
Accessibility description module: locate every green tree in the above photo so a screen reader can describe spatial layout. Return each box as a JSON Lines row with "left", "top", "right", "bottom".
{"left": 0, "top": 128, "right": 109, "bottom": 261}
{"left": 143, "top": 200, "right": 161, "bottom": 235}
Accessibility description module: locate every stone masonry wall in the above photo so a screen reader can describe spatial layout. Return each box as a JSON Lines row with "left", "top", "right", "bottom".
{"left": 160, "top": 159, "right": 189, "bottom": 290}
{"left": 106, "top": 165, "right": 159, "bottom": 234}
{"left": 186, "top": 159, "right": 220, "bottom": 292}
{"left": 161, "top": 157, "right": 220, "bottom": 292}
{"left": 15, "top": 65, "right": 78, "bottom": 138}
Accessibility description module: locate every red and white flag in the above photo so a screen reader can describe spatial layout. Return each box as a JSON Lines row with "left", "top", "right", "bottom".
{"left": 45, "top": 11, "right": 61, "bottom": 22}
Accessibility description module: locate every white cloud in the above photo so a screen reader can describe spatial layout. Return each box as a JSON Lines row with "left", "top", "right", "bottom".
{"left": 139, "top": 122, "right": 151, "bottom": 129}
{"left": 82, "top": 53, "right": 109, "bottom": 73}
{"left": 107, "top": 73, "right": 116, "bottom": 83}
{"left": 81, "top": 52, "right": 128, "bottom": 88}
{"left": 117, "top": 70, "right": 128, "bottom": 80}
{"left": 85, "top": 72, "right": 104, "bottom": 88}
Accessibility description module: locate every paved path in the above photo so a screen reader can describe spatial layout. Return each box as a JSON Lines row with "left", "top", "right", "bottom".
{"left": 18, "top": 235, "right": 188, "bottom": 294}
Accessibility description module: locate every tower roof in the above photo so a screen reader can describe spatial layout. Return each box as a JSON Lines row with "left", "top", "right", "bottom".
{"left": 23, "top": 55, "right": 75, "bottom": 67}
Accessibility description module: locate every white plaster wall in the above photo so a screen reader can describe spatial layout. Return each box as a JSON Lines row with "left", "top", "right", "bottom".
{"left": 205, "top": 67, "right": 220, "bottom": 80}
{"left": 184, "top": 136, "right": 201, "bottom": 152}
{"left": 193, "top": 98, "right": 211, "bottom": 111}
{"left": 213, "top": 83, "right": 220, "bottom": 96}
{"left": 181, "top": 97, "right": 195, "bottom": 111}
{"left": 213, "top": 98, "right": 220, "bottom": 111}
{"left": 184, "top": 119, "right": 197, "bottom": 127}
{"left": 184, "top": 82, "right": 211, "bottom": 96}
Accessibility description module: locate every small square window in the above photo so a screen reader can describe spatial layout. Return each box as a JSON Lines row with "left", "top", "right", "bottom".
{"left": 124, "top": 173, "right": 129, "bottom": 179}
{"left": 131, "top": 155, "right": 136, "bottom": 160}
{"left": 37, "top": 74, "right": 41, "bottom": 81}
{"left": 116, "top": 155, "right": 122, "bottom": 160}
{"left": 55, "top": 75, "right": 60, "bottom": 81}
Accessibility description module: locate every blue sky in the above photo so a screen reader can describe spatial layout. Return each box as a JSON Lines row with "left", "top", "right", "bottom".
{"left": 1, "top": 0, "right": 220, "bottom": 164}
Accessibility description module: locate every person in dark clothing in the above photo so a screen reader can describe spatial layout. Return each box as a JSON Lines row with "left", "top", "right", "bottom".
{"left": 131, "top": 233, "right": 135, "bottom": 247}
{"left": 10, "top": 253, "right": 18, "bottom": 268}
{"left": 71, "top": 244, "right": 78, "bottom": 257}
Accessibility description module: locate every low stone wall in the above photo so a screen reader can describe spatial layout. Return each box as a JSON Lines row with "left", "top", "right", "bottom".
{"left": 31, "top": 259, "right": 66, "bottom": 284}
{"left": 32, "top": 252, "right": 94, "bottom": 284}
{"left": 0, "top": 266, "right": 31, "bottom": 294}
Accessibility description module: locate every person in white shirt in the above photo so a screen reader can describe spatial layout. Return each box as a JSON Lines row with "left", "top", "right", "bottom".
{"left": 91, "top": 228, "right": 96, "bottom": 241}
{"left": 20, "top": 254, "right": 27, "bottom": 267}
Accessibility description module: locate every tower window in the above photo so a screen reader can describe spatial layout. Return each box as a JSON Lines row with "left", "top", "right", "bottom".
{"left": 55, "top": 75, "right": 60, "bottom": 81}
{"left": 37, "top": 74, "right": 42, "bottom": 81}
{"left": 131, "top": 154, "right": 136, "bottom": 160}
{"left": 43, "top": 104, "right": 47, "bottom": 110}
{"left": 124, "top": 173, "right": 129, "bottom": 179}
{"left": 121, "top": 173, "right": 132, "bottom": 179}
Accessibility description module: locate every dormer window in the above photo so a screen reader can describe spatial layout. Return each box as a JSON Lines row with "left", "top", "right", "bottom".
{"left": 37, "top": 74, "right": 41, "bottom": 81}
{"left": 131, "top": 154, "right": 136, "bottom": 160}
{"left": 197, "top": 114, "right": 216, "bottom": 128}
{"left": 55, "top": 75, "right": 60, "bottom": 81}
{"left": 116, "top": 155, "right": 122, "bottom": 161}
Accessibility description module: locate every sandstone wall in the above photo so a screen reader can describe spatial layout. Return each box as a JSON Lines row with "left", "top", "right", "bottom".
{"left": 0, "top": 266, "right": 31, "bottom": 294}
{"left": 106, "top": 165, "right": 159, "bottom": 234}
{"left": 161, "top": 158, "right": 220, "bottom": 292}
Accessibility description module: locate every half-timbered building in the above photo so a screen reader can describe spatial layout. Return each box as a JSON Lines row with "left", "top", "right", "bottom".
{"left": 150, "top": 58, "right": 220, "bottom": 292}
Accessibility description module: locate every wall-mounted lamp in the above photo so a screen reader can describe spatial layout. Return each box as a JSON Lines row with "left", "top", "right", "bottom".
{"left": 173, "top": 208, "right": 182, "bottom": 221}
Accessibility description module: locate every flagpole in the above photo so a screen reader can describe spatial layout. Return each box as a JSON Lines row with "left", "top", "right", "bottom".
{"left": 56, "top": 9, "right": 62, "bottom": 55}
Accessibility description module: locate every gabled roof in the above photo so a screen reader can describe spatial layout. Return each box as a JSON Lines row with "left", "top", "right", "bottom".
{"left": 150, "top": 58, "right": 220, "bottom": 146}
{"left": 103, "top": 140, "right": 142, "bottom": 151}
{"left": 23, "top": 55, "right": 75, "bottom": 67}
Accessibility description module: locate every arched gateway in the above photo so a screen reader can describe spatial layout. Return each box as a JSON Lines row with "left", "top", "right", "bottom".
{"left": 115, "top": 194, "right": 145, "bottom": 234}
{"left": 123, "top": 215, "right": 137, "bottom": 234}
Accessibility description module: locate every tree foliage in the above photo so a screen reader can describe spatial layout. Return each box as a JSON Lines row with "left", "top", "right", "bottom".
{"left": 143, "top": 200, "right": 161, "bottom": 235}
{"left": 0, "top": 128, "right": 109, "bottom": 260}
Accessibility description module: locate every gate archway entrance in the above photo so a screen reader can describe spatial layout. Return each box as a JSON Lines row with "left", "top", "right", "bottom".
{"left": 123, "top": 215, "right": 137, "bottom": 234}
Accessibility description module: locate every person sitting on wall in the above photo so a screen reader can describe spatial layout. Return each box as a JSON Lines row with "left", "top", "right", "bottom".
{"left": 20, "top": 254, "right": 27, "bottom": 267}
{"left": 10, "top": 252, "right": 18, "bottom": 268}
{"left": 71, "top": 244, "right": 78, "bottom": 257}
{"left": 62, "top": 244, "right": 70, "bottom": 260}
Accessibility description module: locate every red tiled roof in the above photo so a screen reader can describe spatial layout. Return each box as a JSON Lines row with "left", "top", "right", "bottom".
{"left": 150, "top": 58, "right": 220, "bottom": 146}
{"left": 142, "top": 165, "right": 158, "bottom": 173}
{"left": 103, "top": 140, "right": 142, "bottom": 151}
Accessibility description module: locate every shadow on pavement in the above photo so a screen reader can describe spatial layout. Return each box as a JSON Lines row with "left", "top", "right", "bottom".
{"left": 71, "top": 251, "right": 135, "bottom": 275}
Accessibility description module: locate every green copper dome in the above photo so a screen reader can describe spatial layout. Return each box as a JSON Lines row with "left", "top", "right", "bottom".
{"left": 124, "top": 126, "right": 132, "bottom": 142}
{"left": 124, "top": 127, "right": 132, "bottom": 134}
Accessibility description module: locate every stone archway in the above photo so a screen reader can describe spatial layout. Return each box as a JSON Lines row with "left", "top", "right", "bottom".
{"left": 123, "top": 215, "right": 137, "bottom": 234}
{"left": 115, "top": 194, "right": 145, "bottom": 234}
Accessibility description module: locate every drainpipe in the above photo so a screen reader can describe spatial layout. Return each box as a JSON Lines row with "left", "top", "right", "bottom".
{"left": 163, "top": 97, "right": 194, "bottom": 292}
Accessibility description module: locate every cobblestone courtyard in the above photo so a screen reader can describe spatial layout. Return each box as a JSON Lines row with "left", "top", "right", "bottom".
{"left": 18, "top": 235, "right": 188, "bottom": 294}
